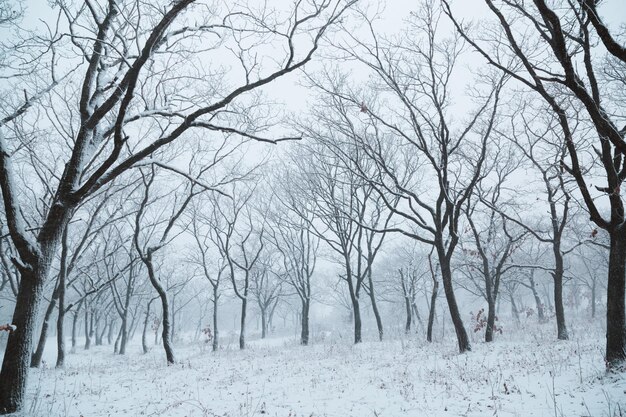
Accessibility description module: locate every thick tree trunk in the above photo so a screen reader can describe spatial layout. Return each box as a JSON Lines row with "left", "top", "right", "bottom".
{"left": 439, "top": 258, "right": 471, "bottom": 353}
{"left": 0, "top": 265, "right": 48, "bottom": 414}
{"left": 239, "top": 297, "right": 247, "bottom": 350}
{"left": 427, "top": 279, "right": 438, "bottom": 343}
{"left": 300, "top": 299, "right": 310, "bottom": 346}
{"left": 606, "top": 228, "right": 626, "bottom": 369}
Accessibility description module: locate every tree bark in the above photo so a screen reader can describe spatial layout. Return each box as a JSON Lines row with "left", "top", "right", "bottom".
{"left": 367, "top": 270, "right": 383, "bottom": 341}
{"left": 55, "top": 260, "right": 67, "bottom": 368}
{"left": 239, "top": 297, "right": 247, "bottom": 350}
{"left": 439, "top": 257, "right": 471, "bottom": 352}
{"left": 261, "top": 307, "right": 267, "bottom": 339}
{"left": 485, "top": 299, "right": 496, "bottom": 343}
{"left": 0, "top": 265, "right": 48, "bottom": 414}
{"left": 404, "top": 296, "right": 412, "bottom": 334}
{"left": 30, "top": 284, "right": 59, "bottom": 368}
{"left": 300, "top": 299, "right": 310, "bottom": 346}
{"left": 146, "top": 260, "right": 175, "bottom": 363}
{"left": 212, "top": 288, "right": 219, "bottom": 352}
{"left": 606, "top": 227, "right": 626, "bottom": 369}
{"left": 84, "top": 309, "right": 91, "bottom": 350}
{"left": 427, "top": 279, "right": 438, "bottom": 343}
{"left": 553, "top": 248, "right": 569, "bottom": 340}
{"left": 529, "top": 272, "right": 545, "bottom": 321}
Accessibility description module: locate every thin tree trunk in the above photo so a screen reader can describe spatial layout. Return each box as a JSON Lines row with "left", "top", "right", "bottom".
{"left": 591, "top": 280, "right": 596, "bottom": 319}
{"left": 107, "top": 319, "right": 115, "bottom": 345}
{"left": 142, "top": 298, "right": 155, "bottom": 354}
{"left": 212, "top": 288, "right": 219, "bottom": 352}
{"left": 71, "top": 302, "right": 82, "bottom": 351}
{"left": 30, "top": 285, "right": 59, "bottom": 368}
{"left": 553, "top": 249, "right": 569, "bottom": 340}
{"left": 427, "top": 279, "right": 438, "bottom": 343}
{"left": 144, "top": 259, "right": 175, "bottom": 363}
{"left": 529, "top": 272, "right": 545, "bottom": 321}
{"left": 239, "top": 297, "right": 247, "bottom": 350}
{"left": 485, "top": 299, "right": 496, "bottom": 343}
{"left": 367, "top": 270, "right": 383, "bottom": 341}
{"left": 510, "top": 293, "right": 520, "bottom": 324}
{"left": 55, "top": 255, "right": 67, "bottom": 368}
{"left": 404, "top": 296, "right": 412, "bottom": 334}
{"left": 84, "top": 309, "right": 91, "bottom": 350}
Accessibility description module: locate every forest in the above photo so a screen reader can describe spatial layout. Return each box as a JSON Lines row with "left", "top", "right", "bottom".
{"left": 0, "top": 0, "right": 625, "bottom": 415}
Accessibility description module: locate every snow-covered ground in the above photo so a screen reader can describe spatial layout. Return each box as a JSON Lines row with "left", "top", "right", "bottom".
{"left": 12, "top": 321, "right": 626, "bottom": 417}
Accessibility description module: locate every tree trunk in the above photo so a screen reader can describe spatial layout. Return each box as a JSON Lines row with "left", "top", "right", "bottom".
{"left": 239, "top": 297, "right": 247, "bottom": 350}
{"left": 261, "top": 308, "right": 267, "bottom": 339}
{"left": 368, "top": 272, "right": 384, "bottom": 342}
{"left": 144, "top": 259, "right": 175, "bottom": 364}
{"left": 142, "top": 299, "right": 154, "bottom": 354}
{"left": 591, "top": 280, "right": 596, "bottom": 319}
{"left": 529, "top": 272, "right": 545, "bottom": 321}
{"left": 553, "top": 250, "right": 569, "bottom": 340}
{"left": 114, "top": 325, "right": 122, "bottom": 354}
{"left": 30, "top": 286, "right": 59, "bottom": 368}
{"left": 84, "top": 309, "right": 91, "bottom": 350}
{"left": 427, "top": 279, "right": 438, "bottom": 343}
{"left": 510, "top": 293, "right": 520, "bottom": 324}
{"left": 107, "top": 319, "right": 115, "bottom": 345}
{"left": 119, "top": 315, "right": 128, "bottom": 355}
{"left": 606, "top": 228, "right": 626, "bottom": 369}
{"left": 439, "top": 257, "right": 471, "bottom": 352}
{"left": 300, "top": 299, "right": 310, "bottom": 346}
{"left": 212, "top": 288, "right": 219, "bottom": 352}
{"left": 71, "top": 303, "right": 82, "bottom": 351}
{"left": 485, "top": 298, "right": 496, "bottom": 343}
{"left": 0, "top": 265, "right": 48, "bottom": 414}
{"left": 404, "top": 296, "right": 412, "bottom": 334}
{"left": 55, "top": 267, "right": 66, "bottom": 368}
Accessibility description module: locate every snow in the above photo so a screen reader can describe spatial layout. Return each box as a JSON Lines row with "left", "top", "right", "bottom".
{"left": 13, "top": 322, "right": 626, "bottom": 417}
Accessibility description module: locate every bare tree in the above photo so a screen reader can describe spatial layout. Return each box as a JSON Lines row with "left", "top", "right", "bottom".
{"left": 266, "top": 187, "right": 320, "bottom": 345}
{"left": 250, "top": 255, "right": 283, "bottom": 339}
{"left": 302, "top": 2, "right": 504, "bottom": 352}
{"left": 444, "top": 0, "right": 626, "bottom": 369}
{"left": 0, "top": 0, "right": 356, "bottom": 410}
